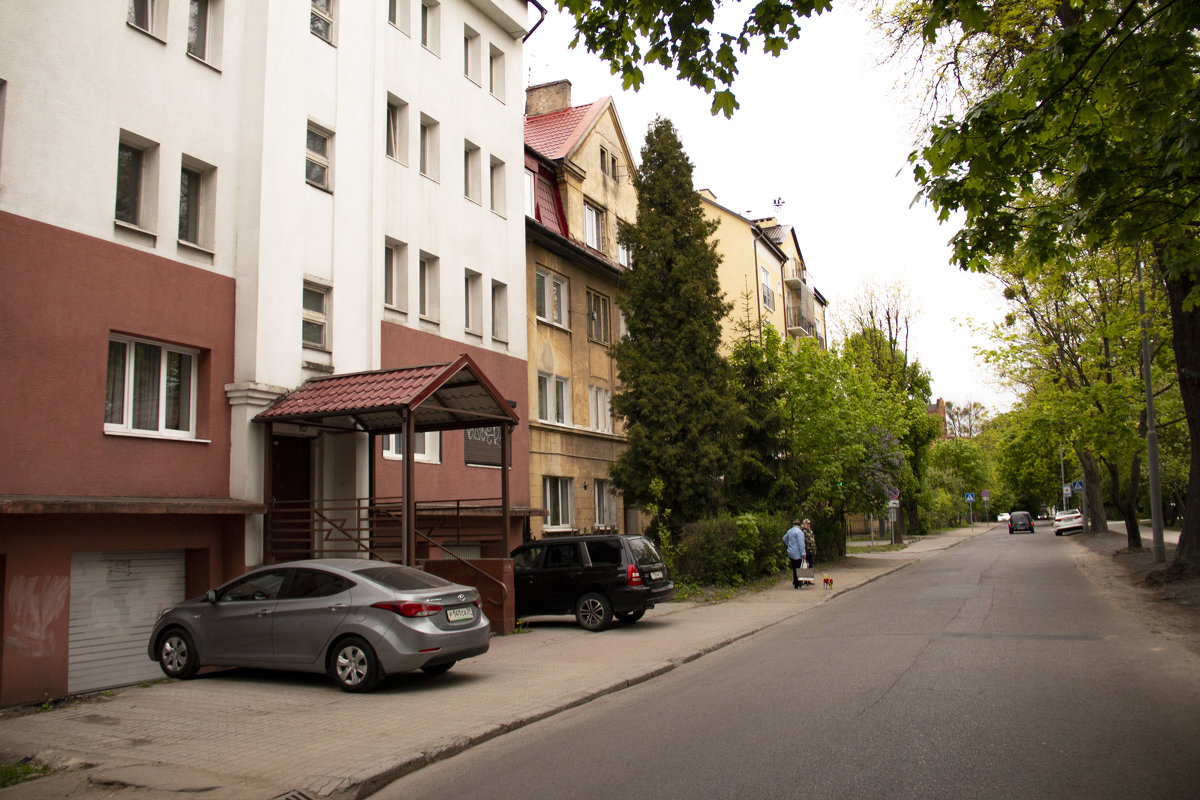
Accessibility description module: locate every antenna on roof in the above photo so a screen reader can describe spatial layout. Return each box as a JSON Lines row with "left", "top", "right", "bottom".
{"left": 773, "top": 197, "right": 784, "bottom": 210}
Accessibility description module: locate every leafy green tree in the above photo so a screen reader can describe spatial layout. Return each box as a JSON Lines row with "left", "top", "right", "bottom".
{"left": 928, "top": 437, "right": 988, "bottom": 523}
{"left": 727, "top": 317, "right": 790, "bottom": 511}
{"left": 611, "top": 117, "right": 740, "bottom": 525}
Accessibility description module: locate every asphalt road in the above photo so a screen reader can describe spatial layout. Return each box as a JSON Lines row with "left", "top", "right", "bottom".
{"left": 371, "top": 526, "right": 1200, "bottom": 800}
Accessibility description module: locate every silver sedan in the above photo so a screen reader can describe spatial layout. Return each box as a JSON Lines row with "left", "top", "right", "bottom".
{"left": 148, "top": 559, "right": 490, "bottom": 692}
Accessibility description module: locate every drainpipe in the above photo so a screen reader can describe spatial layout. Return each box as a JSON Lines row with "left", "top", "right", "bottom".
{"left": 751, "top": 226, "right": 763, "bottom": 343}
{"left": 523, "top": 0, "right": 547, "bottom": 42}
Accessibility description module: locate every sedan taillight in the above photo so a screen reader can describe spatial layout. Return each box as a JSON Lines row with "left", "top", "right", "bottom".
{"left": 372, "top": 601, "right": 443, "bottom": 618}
{"left": 627, "top": 564, "right": 643, "bottom": 586}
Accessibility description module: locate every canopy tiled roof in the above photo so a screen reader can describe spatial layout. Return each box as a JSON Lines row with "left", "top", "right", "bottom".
{"left": 524, "top": 99, "right": 608, "bottom": 160}
{"left": 254, "top": 354, "right": 518, "bottom": 434}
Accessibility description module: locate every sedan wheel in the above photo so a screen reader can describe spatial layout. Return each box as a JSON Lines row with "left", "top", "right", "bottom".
{"left": 574, "top": 592, "right": 613, "bottom": 632}
{"left": 614, "top": 609, "right": 645, "bottom": 624}
{"left": 158, "top": 628, "right": 199, "bottom": 680}
{"left": 331, "top": 636, "right": 380, "bottom": 692}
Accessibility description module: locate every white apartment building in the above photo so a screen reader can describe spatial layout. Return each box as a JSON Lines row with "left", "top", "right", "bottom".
{"left": 0, "top": 0, "right": 532, "bottom": 705}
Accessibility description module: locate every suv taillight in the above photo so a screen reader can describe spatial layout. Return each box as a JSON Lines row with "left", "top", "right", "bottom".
{"left": 372, "top": 601, "right": 442, "bottom": 618}
{"left": 627, "top": 564, "right": 643, "bottom": 586}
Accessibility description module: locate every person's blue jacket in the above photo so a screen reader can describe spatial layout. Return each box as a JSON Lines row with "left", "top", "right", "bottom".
{"left": 783, "top": 524, "right": 806, "bottom": 561}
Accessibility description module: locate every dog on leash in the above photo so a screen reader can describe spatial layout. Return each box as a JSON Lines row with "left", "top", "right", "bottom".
{"left": 822, "top": 574, "right": 833, "bottom": 590}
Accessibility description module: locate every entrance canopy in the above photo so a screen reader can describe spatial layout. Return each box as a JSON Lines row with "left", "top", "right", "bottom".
{"left": 253, "top": 354, "right": 518, "bottom": 434}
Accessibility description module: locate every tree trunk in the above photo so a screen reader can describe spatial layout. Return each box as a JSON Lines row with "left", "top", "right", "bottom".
{"left": 1077, "top": 449, "right": 1109, "bottom": 534}
{"left": 1104, "top": 454, "right": 1143, "bottom": 549}
{"left": 1161, "top": 262, "right": 1200, "bottom": 566}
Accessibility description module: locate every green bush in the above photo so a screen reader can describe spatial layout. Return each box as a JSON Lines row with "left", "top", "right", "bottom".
{"left": 672, "top": 513, "right": 793, "bottom": 586}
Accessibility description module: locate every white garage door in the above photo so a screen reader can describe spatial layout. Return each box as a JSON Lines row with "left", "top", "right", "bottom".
{"left": 69, "top": 550, "right": 186, "bottom": 695}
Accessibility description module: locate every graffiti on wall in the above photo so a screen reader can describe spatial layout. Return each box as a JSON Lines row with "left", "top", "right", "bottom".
{"left": 6, "top": 575, "right": 69, "bottom": 657}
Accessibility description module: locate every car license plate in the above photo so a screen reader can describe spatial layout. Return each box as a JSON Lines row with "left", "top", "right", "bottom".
{"left": 650, "top": 570, "right": 663, "bottom": 580}
{"left": 446, "top": 607, "right": 473, "bottom": 622}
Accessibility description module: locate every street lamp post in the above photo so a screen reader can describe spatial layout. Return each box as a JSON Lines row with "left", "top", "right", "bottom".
{"left": 1137, "top": 259, "right": 1166, "bottom": 563}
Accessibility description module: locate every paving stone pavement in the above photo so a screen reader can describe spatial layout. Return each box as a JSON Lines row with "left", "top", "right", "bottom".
{"left": 0, "top": 526, "right": 987, "bottom": 800}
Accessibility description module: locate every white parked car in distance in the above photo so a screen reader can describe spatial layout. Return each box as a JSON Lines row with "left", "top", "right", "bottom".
{"left": 1053, "top": 509, "right": 1083, "bottom": 536}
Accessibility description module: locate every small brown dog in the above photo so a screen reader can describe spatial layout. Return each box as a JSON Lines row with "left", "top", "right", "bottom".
{"left": 822, "top": 574, "right": 833, "bottom": 590}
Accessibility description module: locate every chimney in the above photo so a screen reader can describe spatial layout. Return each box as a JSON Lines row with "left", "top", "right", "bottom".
{"left": 526, "top": 79, "right": 573, "bottom": 116}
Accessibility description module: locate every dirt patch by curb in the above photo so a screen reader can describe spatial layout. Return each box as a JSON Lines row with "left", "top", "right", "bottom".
{"left": 1071, "top": 531, "right": 1200, "bottom": 656}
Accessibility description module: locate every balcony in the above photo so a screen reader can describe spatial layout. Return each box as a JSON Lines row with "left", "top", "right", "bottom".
{"left": 783, "top": 258, "right": 804, "bottom": 288}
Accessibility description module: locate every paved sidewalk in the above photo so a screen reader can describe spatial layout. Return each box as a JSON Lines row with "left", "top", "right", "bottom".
{"left": 0, "top": 526, "right": 987, "bottom": 800}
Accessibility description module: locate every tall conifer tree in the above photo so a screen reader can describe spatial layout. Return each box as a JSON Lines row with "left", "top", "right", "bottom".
{"left": 611, "top": 117, "right": 739, "bottom": 525}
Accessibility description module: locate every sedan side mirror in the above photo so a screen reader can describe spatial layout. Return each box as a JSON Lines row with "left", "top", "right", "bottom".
{"left": 204, "top": 589, "right": 217, "bottom": 603}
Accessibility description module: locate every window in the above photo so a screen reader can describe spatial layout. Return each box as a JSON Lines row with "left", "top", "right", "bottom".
{"left": 589, "top": 385, "right": 612, "bottom": 433}
{"left": 463, "top": 140, "right": 481, "bottom": 202}
{"left": 489, "top": 157, "right": 506, "bottom": 215}
{"left": 524, "top": 169, "right": 535, "bottom": 217}
{"left": 127, "top": 0, "right": 165, "bottom": 38}
{"left": 535, "top": 268, "right": 566, "bottom": 326}
{"left": 491, "top": 280, "right": 508, "bottom": 342}
{"left": 115, "top": 131, "right": 158, "bottom": 232}
{"left": 617, "top": 221, "right": 631, "bottom": 267}
{"left": 310, "top": 0, "right": 334, "bottom": 44}
{"left": 178, "top": 155, "right": 215, "bottom": 249}
{"left": 105, "top": 335, "right": 198, "bottom": 438}
{"left": 463, "top": 25, "right": 481, "bottom": 83}
{"left": 464, "top": 269, "right": 482, "bottom": 334}
{"left": 419, "top": 0, "right": 439, "bottom": 53}
{"left": 587, "top": 290, "right": 610, "bottom": 343}
{"left": 388, "top": 0, "right": 410, "bottom": 34}
{"left": 306, "top": 124, "right": 332, "bottom": 190}
{"left": 187, "top": 0, "right": 209, "bottom": 58}
{"left": 594, "top": 479, "right": 618, "bottom": 530}
{"left": 543, "top": 476, "right": 574, "bottom": 529}
{"left": 488, "top": 44, "right": 505, "bottom": 101}
{"left": 384, "top": 240, "right": 407, "bottom": 311}
{"left": 382, "top": 431, "right": 440, "bottom": 463}
{"left": 760, "top": 265, "right": 775, "bottom": 312}
{"left": 584, "top": 202, "right": 604, "bottom": 251}
{"left": 302, "top": 283, "right": 329, "bottom": 349}
{"left": 537, "top": 373, "right": 570, "bottom": 425}
{"left": 386, "top": 96, "right": 408, "bottom": 162}
{"left": 418, "top": 252, "right": 439, "bottom": 321}
{"left": 465, "top": 426, "right": 503, "bottom": 467}
{"left": 600, "top": 147, "right": 620, "bottom": 180}
{"left": 419, "top": 115, "right": 439, "bottom": 179}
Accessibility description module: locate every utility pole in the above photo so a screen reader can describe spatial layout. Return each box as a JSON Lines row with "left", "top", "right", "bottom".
{"left": 1059, "top": 443, "right": 1067, "bottom": 512}
{"left": 1138, "top": 259, "right": 1166, "bottom": 563}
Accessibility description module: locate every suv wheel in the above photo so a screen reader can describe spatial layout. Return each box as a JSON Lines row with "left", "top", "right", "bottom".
{"left": 614, "top": 609, "right": 645, "bottom": 624}
{"left": 575, "top": 592, "right": 613, "bottom": 632}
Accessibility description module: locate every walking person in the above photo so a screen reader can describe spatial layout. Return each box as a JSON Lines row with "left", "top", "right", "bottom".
{"left": 802, "top": 518, "right": 817, "bottom": 566}
{"left": 783, "top": 518, "right": 808, "bottom": 589}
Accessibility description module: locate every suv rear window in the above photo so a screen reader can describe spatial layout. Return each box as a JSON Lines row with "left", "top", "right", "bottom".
{"left": 627, "top": 536, "right": 664, "bottom": 566}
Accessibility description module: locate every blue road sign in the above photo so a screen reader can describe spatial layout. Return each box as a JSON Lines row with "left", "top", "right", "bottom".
{"left": 1071, "top": 480, "right": 1084, "bottom": 492}
{"left": 965, "top": 492, "right": 975, "bottom": 503}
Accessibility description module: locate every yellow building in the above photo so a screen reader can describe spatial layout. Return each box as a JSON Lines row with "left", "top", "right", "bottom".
{"left": 523, "top": 81, "right": 640, "bottom": 537}
{"left": 700, "top": 190, "right": 828, "bottom": 350}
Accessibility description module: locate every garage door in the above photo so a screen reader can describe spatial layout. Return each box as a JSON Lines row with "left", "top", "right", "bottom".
{"left": 68, "top": 550, "right": 185, "bottom": 695}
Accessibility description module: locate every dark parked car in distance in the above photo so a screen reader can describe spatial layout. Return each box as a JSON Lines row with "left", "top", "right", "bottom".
{"left": 148, "top": 559, "right": 490, "bottom": 692}
{"left": 511, "top": 534, "right": 675, "bottom": 631}
{"left": 1008, "top": 511, "right": 1035, "bottom": 534}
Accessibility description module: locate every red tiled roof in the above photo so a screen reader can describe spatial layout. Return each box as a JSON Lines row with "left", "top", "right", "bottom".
{"left": 255, "top": 355, "right": 518, "bottom": 433}
{"left": 524, "top": 99, "right": 609, "bottom": 160}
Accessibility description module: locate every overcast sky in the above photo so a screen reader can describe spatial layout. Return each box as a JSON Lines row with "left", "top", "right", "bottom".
{"left": 523, "top": 3, "right": 1019, "bottom": 413}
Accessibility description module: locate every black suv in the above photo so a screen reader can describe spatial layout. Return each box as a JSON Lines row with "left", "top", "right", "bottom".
{"left": 1008, "top": 511, "right": 1035, "bottom": 534}
{"left": 510, "top": 534, "right": 675, "bottom": 631}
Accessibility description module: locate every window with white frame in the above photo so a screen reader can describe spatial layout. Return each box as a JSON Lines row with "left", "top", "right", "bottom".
{"left": 543, "top": 476, "right": 574, "bottom": 529}
{"left": 178, "top": 155, "right": 215, "bottom": 249}
{"left": 589, "top": 384, "right": 612, "bottom": 433}
{"left": 534, "top": 268, "right": 566, "bottom": 326}
{"left": 537, "top": 373, "right": 570, "bottom": 425}
{"left": 489, "top": 156, "right": 505, "bottom": 215}
{"left": 488, "top": 44, "right": 505, "bottom": 101}
{"left": 310, "top": 0, "right": 334, "bottom": 43}
{"left": 386, "top": 95, "right": 408, "bottom": 163}
{"left": 617, "top": 219, "right": 631, "bottom": 267}
{"left": 388, "top": 0, "right": 410, "bottom": 33}
{"left": 464, "top": 269, "right": 482, "bottom": 334}
{"left": 187, "top": 0, "right": 222, "bottom": 63}
{"left": 302, "top": 283, "right": 330, "bottom": 349}
{"left": 584, "top": 202, "right": 604, "bottom": 251}
{"left": 115, "top": 131, "right": 158, "bottom": 232}
{"left": 594, "top": 479, "right": 618, "bottom": 530}
{"left": 463, "top": 140, "right": 481, "bottom": 202}
{"left": 419, "top": 0, "right": 439, "bottom": 53}
{"left": 524, "top": 169, "right": 535, "bottom": 217}
{"left": 382, "top": 431, "right": 440, "bottom": 463}
{"left": 105, "top": 335, "right": 198, "bottom": 438}
{"left": 418, "top": 252, "right": 439, "bottom": 321}
{"left": 586, "top": 289, "right": 610, "bottom": 343}
{"left": 419, "top": 115, "right": 439, "bottom": 179}
{"left": 305, "top": 124, "right": 332, "bottom": 190}
{"left": 127, "top": 0, "right": 166, "bottom": 38}
{"left": 384, "top": 239, "right": 407, "bottom": 311}
{"left": 463, "top": 25, "right": 480, "bottom": 83}
{"left": 760, "top": 264, "right": 775, "bottom": 312}
{"left": 491, "top": 280, "right": 508, "bottom": 343}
